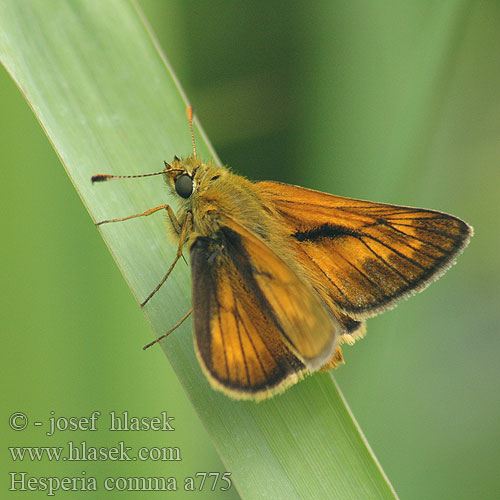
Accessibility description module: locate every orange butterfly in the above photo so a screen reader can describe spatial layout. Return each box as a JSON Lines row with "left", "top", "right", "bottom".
{"left": 93, "top": 107, "right": 472, "bottom": 400}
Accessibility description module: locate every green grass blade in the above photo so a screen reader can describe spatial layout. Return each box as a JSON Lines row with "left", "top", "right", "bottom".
{"left": 0, "top": 1, "right": 397, "bottom": 498}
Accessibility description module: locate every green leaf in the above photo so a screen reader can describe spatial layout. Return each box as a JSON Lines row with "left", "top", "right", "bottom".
{"left": 0, "top": 1, "right": 397, "bottom": 498}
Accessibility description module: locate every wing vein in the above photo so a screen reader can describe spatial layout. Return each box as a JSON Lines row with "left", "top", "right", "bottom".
{"left": 386, "top": 224, "right": 450, "bottom": 254}
{"left": 389, "top": 221, "right": 462, "bottom": 240}
{"left": 233, "top": 299, "right": 251, "bottom": 386}
{"left": 332, "top": 245, "right": 389, "bottom": 295}
{"left": 214, "top": 282, "right": 230, "bottom": 381}
{"left": 299, "top": 247, "right": 357, "bottom": 308}
{"left": 361, "top": 233, "right": 428, "bottom": 271}
{"left": 357, "top": 237, "right": 412, "bottom": 285}
{"left": 365, "top": 228, "right": 443, "bottom": 261}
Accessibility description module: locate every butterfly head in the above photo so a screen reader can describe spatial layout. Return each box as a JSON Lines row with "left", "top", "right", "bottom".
{"left": 164, "top": 155, "right": 226, "bottom": 202}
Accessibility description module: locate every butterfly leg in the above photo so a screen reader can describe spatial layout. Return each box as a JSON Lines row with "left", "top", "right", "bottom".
{"left": 140, "top": 211, "right": 193, "bottom": 307}
{"left": 142, "top": 308, "right": 193, "bottom": 350}
{"left": 95, "top": 203, "right": 179, "bottom": 227}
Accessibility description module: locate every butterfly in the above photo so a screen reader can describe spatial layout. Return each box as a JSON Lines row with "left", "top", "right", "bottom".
{"left": 92, "top": 106, "right": 472, "bottom": 400}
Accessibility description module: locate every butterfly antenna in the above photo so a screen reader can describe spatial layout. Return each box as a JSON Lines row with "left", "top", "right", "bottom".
{"left": 187, "top": 105, "right": 197, "bottom": 157}
{"left": 90, "top": 162, "right": 184, "bottom": 184}
{"left": 91, "top": 170, "right": 167, "bottom": 184}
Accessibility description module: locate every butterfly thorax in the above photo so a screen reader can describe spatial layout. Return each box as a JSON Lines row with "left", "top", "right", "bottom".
{"left": 166, "top": 157, "right": 277, "bottom": 248}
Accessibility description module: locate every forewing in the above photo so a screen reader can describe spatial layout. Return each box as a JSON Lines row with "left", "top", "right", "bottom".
{"left": 258, "top": 181, "right": 472, "bottom": 319}
{"left": 189, "top": 221, "right": 339, "bottom": 399}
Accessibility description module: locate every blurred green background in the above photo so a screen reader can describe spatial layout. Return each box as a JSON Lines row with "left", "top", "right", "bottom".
{"left": 2, "top": 1, "right": 499, "bottom": 499}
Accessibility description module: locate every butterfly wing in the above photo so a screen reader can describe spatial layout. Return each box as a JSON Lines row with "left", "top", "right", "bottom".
{"left": 189, "top": 218, "right": 340, "bottom": 399}
{"left": 257, "top": 181, "right": 472, "bottom": 320}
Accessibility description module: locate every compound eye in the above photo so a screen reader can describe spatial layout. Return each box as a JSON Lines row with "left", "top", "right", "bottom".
{"left": 175, "top": 174, "right": 193, "bottom": 199}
